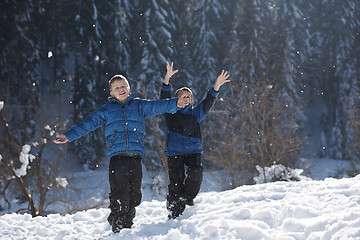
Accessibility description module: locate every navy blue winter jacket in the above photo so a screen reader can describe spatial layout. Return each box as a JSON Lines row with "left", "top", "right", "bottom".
{"left": 160, "top": 83, "right": 219, "bottom": 156}
{"left": 64, "top": 94, "right": 180, "bottom": 159}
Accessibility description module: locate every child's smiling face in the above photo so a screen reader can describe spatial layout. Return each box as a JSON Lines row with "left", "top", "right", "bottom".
{"left": 110, "top": 79, "right": 130, "bottom": 102}
{"left": 176, "top": 90, "right": 192, "bottom": 106}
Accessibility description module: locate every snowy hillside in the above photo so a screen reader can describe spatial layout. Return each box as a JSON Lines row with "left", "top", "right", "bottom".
{"left": 1, "top": 175, "right": 359, "bottom": 240}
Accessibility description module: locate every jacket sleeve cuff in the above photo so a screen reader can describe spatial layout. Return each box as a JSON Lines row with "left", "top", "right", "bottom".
{"left": 64, "top": 129, "right": 76, "bottom": 142}
{"left": 162, "top": 83, "right": 172, "bottom": 91}
{"left": 209, "top": 87, "right": 219, "bottom": 97}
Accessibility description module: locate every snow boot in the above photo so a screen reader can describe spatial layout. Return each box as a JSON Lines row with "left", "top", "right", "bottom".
{"left": 167, "top": 199, "right": 186, "bottom": 219}
{"left": 122, "top": 207, "right": 136, "bottom": 228}
{"left": 107, "top": 214, "right": 123, "bottom": 233}
{"left": 112, "top": 219, "right": 123, "bottom": 233}
{"left": 185, "top": 198, "right": 194, "bottom": 206}
{"left": 107, "top": 207, "right": 136, "bottom": 232}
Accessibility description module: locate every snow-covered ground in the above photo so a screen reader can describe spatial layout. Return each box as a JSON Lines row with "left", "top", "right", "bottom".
{"left": 1, "top": 174, "right": 359, "bottom": 240}
{"left": 1, "top": 156, "right": 359, "bottom": 239}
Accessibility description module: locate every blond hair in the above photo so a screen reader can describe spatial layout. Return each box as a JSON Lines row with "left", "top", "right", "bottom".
{"left": 109, "top": 75, "right": 130, "bottom": 89}
{"left": 175, "top": 87, "right": 193, "bottom": 98}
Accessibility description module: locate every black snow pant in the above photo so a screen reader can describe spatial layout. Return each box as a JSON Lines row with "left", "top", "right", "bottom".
{"left": 166, "top": 153, "right": 203, "bottom": 218}
{"left": 107, "top": 155, "right": 142, "bottom": 229}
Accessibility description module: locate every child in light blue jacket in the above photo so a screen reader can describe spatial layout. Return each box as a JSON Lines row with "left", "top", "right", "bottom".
{"left": 54, "top": 74, "right": 187, "bottom": 232}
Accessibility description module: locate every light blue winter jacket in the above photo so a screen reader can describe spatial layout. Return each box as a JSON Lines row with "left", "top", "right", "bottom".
{"left": 64, "top": 94, "right": 179, "bottom": 159}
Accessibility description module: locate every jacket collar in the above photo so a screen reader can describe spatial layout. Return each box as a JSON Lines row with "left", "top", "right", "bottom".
{"left": 108, "top": 93, "right": 135, "bottom": 105}
{"left": 179, "top": 104, "right": 193, "bottom": 113}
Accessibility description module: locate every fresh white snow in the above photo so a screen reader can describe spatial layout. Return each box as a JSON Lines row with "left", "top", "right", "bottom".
{"left": 1, "top": 174, "right": 359, "bottom": 240}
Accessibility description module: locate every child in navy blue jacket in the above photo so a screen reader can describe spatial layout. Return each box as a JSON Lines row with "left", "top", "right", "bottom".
{"left": 54, "top": 74, "right": 187, "bottom": 232}
{"left": 160, "top": 62, "right": 230, "bottom": 219}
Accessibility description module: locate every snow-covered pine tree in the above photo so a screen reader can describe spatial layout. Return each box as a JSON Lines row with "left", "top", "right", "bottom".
{"left": 165, "top": 0, "right": 194, "bottom": 89}
{"left": 207, "top": 0, "right": 303, "bottom": 186}
{"left": 70, "top": 0, "right": 107, "bottom": 169}
{"left": 0, "top": 0, "right": 41, "bottom": 143}
{"left": 135, "top": 0, "right": 176, "bottom": 171}
{"left": 189, "top": 0, "right": 232, "bottom": 99}
{"left": 305, "top": 0, "right": 360, "bottom": 159}
{"left": 99, "top": 0, "right": 132, "bottom": 79}
{"left": 137, "top": 0, "right": 174, "bottom": 93}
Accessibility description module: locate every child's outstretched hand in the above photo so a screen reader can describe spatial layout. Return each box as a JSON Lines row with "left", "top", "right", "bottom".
{"left": 164, "top": 62, "right": 178, "bottom": 85}
{"left": 53, "top": 134, "right": 69, "bottom": 144}
{"left": 213, "top": 70, "right": 230, "bottom": 91}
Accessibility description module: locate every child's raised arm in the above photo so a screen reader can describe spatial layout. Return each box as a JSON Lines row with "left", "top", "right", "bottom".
{"left": 213, "top": 70, "right": 231, "bottom": 91}
{"left": 164, "top": 62, "right": 178, "bottom": 85}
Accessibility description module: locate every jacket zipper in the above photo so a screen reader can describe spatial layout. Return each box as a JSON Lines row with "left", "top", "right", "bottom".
{"left": 122, "top": 105, "right": 129, "bottom": 153}
{"left": 109, "top": 131, "right": 117, "bottom": 150}
{"left": 134, "top": 128, "right": 144, "bottom": 147}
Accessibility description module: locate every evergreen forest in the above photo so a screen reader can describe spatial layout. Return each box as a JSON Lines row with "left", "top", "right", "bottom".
{"left": 1, "top": 0, "right": 360, "bottom": 191}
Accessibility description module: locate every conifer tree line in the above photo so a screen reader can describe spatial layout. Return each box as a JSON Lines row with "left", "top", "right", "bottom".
{"left": 1, "top": 0, "right": 359, "bottom": 184}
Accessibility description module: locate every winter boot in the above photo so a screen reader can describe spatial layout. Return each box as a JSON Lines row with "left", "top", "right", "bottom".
{"left": 112, "top": 219, "right": 123, "bottom": 233}
{"left": 185, "top": 198, "right": 194, "bottom": 206}
{"left": 122, "top": 207, "right": 136, "bottom": 228}
{"left": 107, "top": 213, "right": 123, "bottom": 233}
{"left": 167, "top": 199, "right": 186, "bottom": 219}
